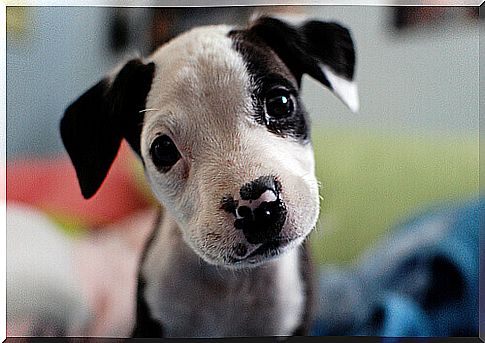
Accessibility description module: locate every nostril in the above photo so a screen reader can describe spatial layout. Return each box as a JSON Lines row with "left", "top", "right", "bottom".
{"left": 236, "top": 206, "right": 253, "bottom": 219}
{"left": 235, "top": 198, "right": 287, "bottom": 244}
{"left": 237, "top": 189, "right": 277, "bottom": 215}
{"left": 222, "top": 176, "right": 287, "bottom": 244}
{"left": 254, "top": 204, "right": 273, "bottom": 224}
{"left": 261, "top": 209, "right": 271, "bottom": 220}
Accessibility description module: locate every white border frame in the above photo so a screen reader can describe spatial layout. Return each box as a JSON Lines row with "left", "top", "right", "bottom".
{"left": 1, "top": 2, "right": 482, "bottom": 342}
{"left": 1, "top": 1, "right": 7, "bottom": 342}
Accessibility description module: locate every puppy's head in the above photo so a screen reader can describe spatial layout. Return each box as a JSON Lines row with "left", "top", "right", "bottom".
{"left": 61, "top": 17, "right": 357, "bottom": 268}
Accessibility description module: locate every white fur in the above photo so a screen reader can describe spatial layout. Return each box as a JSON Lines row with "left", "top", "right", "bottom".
{"left": 142, "top": 214, "right": 304, "bottom": 337}
{"left": 321, "top": 64, "right": 359, "bottom": 113}
{"left": 276, "top": 247, "right": 305, "bottom": 335}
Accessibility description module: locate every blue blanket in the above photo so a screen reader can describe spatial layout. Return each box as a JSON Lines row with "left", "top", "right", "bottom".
{"left": 311, "top": 197, "right": 481, "bottom": 337}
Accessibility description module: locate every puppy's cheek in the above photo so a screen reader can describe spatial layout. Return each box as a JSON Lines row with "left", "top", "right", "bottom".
{"left": 179, "top": 227, "right": 216, "bottom": 264}
{"left": 183, "top": 215, "right": 241, "bottom": 265}
{"left": 145, "top": 158, "right": 198, "bottom": 222}
{"left": 281, "top": 176, "right": 320, "bottom": 239}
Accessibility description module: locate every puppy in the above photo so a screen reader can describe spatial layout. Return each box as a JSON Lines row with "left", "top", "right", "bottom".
{"left": 60, "top": 16, "right": 358, "bottom": 337}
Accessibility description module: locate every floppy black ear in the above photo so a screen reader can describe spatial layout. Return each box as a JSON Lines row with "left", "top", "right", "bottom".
{"left": 60, "top": 59, "right": 155, "bottom": 199}
{"left": 249, "top": 17, "right": 358, "bottom": 112}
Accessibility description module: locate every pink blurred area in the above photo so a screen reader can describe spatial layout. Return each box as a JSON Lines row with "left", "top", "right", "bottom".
{"left": 73, "top": 208, "right": 156, "bottom": 337}
{"left": 6, "top": 142, "right": 152, "bottom": 230}
{"left": 6, "top": 142, "right": 157, "bottom": 337}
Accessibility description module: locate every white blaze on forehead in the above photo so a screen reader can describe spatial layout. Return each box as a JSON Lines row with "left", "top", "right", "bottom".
{"left": 144, "top": 24, "right": 250, "bottom": 113}
{"left": 138, "top": 24, "right": 256, "bottom": 224}
{"left": 140, "top": 24, "right": 254, "bottom": 158}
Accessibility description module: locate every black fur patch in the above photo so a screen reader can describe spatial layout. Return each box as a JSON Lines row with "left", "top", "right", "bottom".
{"left": 229, "top": 17, "right": 356, "bottom": 141}
{"left": 300, "top": 20, "right": 355, "bottom": 81}
{"left": 229, "top": 29, "right": 310, "bottom": 142}
{"left": 132, "top": 208, "right": 165, "bottom": 338}
{"left": 132, "top": 275, "right": 165, "bottom": 338}
{"left": 60, "top": 59, "right": 155, "bottom": 199}
{"left": 60, "top": 79, "right": 119, "bottom": 199}
{"left": 292, "top": 240, "right": 316, "bottom": 335}
{"left": 245, "top": 17, "right": 356, "bottom": 88}
{"left": 112, "top": 60, "right": 156, "bottom": 156}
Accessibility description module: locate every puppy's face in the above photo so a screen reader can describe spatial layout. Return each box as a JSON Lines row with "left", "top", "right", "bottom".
{"left": 140, "top": 25, "right": 319, "bottom": 266}
{"left": 61, "top": 18, "right": 358, "bottom": 268}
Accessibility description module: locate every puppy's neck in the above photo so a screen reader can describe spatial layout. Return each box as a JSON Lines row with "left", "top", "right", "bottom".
{"left": 139, "top": 207, "right": 306, "bottom": 337}
{"left": 143, "top": 208, "right": 281, "bottom": 286}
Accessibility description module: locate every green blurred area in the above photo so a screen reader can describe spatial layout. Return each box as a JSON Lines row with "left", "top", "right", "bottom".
{"left": 7, "top": 7, "right": 30, "bottom": 39}
{"left": 309, "top": 128, "right": 479, "bottom": 266}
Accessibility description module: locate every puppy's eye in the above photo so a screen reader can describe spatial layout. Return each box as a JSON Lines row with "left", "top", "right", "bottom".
{"left": 265, "top": 90, "right": 295, "bottom": 118}
{"left": 150, "top": 135, "right": 181, "bottom": 171}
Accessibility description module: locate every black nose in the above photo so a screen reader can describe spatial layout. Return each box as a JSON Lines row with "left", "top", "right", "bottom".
{"left": 233, "top": 176, "right": 287, "bottom": 244}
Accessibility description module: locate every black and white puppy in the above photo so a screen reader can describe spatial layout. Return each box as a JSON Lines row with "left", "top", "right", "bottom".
{"left": 60, "top": 17, "right": 358, "bottom": 338}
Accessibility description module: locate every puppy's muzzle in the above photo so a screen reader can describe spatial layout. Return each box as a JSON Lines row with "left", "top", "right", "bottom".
{"left": 221, "top": 176, "right": 287, "bottom": 244}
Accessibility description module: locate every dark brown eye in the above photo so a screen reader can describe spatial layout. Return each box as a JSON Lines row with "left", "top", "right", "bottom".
{"left": 265, "top": 90, "right": 295, "bottom": 118}
{"left": 150, "top": 135, "right": 181, "bottom": 171}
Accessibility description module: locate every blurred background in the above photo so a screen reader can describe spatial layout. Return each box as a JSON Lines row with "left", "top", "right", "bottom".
{"left": 5, "top": 5, "right": 482, "bottom": 338}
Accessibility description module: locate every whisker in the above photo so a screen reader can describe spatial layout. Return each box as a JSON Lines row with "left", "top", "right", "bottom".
{"left": 138, "top": 108, "right": 160, "bottom": 113}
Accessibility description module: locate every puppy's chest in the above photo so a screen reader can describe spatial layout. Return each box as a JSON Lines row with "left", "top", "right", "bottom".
{"left": 142, "top": 245, "right": 305, "bottom": 337}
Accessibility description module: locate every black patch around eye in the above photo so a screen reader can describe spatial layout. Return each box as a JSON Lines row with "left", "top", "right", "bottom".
{"left": 252, "top": 82, "right": 309, "bottom": 141}
{"left": 228, "top": 30, "right": 309, "bottom": 142}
